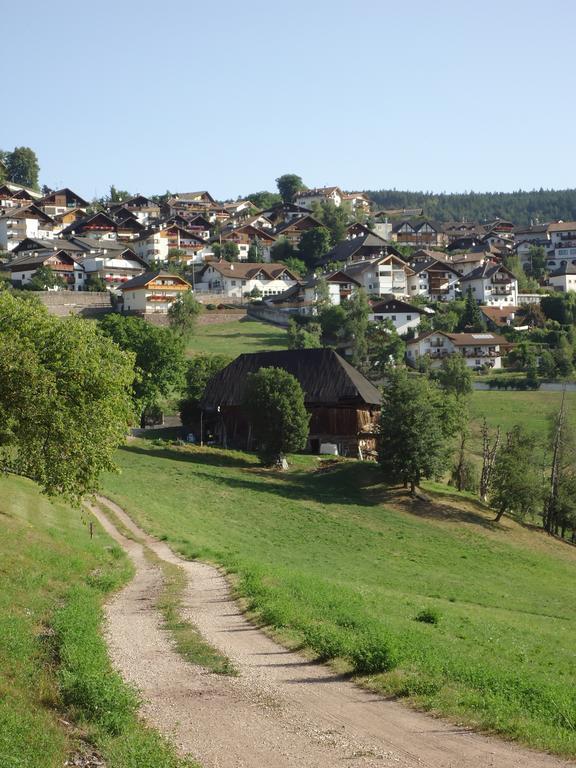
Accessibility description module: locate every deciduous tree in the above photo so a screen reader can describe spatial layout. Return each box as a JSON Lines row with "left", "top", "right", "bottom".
{"left": 275, "top": 174, "right": 305, "bottom": 204}
{"left": 244, "top": 367, "right": 310, "bottom": 466}
{"left": 168, "top": 291, "right": 202, "bottom": 339}
{"left": 5, "top": 146, "right": 40, "bottom": 188}
{"left": 298, "top": 226, "right": 332, "bottom": 268}
{"left": 490, "top": 425, "right": 543, "bottom": 522}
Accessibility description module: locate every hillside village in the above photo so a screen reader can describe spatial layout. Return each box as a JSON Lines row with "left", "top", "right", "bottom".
{"left": 3, "top": 173, "right": 576, "bottom": 378}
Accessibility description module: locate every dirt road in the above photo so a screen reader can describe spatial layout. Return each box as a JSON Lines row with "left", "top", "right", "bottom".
{"left": 90, "top": 497, "right": 573, "bottom": 768}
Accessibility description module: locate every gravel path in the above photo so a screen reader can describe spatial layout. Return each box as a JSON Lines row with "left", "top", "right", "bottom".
{"left": 89, "top": 497, "right": 574, "bottom": 768}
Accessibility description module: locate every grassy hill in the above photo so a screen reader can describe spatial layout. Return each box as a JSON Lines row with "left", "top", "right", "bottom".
{"left": 0, "top": 474, "right": 193, "bottom": 768}
{"left": 103, "top": 440, "right": 576, "bottom": 758}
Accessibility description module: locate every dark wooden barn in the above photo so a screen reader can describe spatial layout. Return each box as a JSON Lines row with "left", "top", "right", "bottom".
{"left": 199, "top": 348, "right": 381, "bottom": 457}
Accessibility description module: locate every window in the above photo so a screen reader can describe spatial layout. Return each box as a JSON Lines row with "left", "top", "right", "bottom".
{"left": 406, "top": 315, "right": 412, "bottom": 320}
{"left": 391, "top": 315, "right": 396, "bottom": 321}
{"left": 231, "top": 280, "right": 236, "bottom": 286}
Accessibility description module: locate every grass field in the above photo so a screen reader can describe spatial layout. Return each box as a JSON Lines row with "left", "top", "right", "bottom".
{"left": 103, "top": 440, "right": 576, "bottom": 758}
{"left": 186, "top": 318, "right": 286, "bottom": 357}
{"left": 0, "top": 474, "right": 194, "bottom": 768}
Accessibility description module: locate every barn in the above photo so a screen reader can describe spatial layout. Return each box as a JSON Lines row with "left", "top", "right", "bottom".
{"left": 199, "top": 348, "right": 381, "bottom": 457}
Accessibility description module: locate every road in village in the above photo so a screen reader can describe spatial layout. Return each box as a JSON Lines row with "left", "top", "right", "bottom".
{"left": 88, "top": 497, "right": 575, "bottom": 768}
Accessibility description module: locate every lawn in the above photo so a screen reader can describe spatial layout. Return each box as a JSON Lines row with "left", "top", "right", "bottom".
{"left": 186, "top": 318, "right": 287, "bottom": 357}
{"left": 0, "top": 473, "right": 193, "bottom": 768}
{"left": 103, "top": 440, "right": 576, "bottom": 758}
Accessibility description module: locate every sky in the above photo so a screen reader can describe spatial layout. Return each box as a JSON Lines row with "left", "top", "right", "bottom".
{"left": 2, "top": 0, "right": 575, "bottom": 201}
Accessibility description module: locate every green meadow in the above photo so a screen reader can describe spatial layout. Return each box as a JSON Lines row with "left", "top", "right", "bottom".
{"left": 103, "top": 440, "right": 576, "bottom": 758}
{"left": 186, "top": 318, "right": 286, "bottom": 357}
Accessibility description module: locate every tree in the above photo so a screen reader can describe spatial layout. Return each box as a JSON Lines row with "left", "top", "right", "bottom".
{"left": 243, "top": 367, "right": 310, "bottom": 466}
{"left": 179, "top": 354, "right": 232, "bottom": 427}
{"left": 270, "top": 237, "right": 296, "bottom": 263}
{"left": 379, "top": 369, "right": 458, "bottom": 493}
{"left": 538, "top": 349, "right": 556, "bottom": 378}
{"left": 275, "top": 174, "right": 305, "bottom": 204}
{"left": 365, "top": 320, "right": 405, "bottom": 376}
{"left": 490, "top": 425, "right": 543, "bottom": 522}
{"left": 298, "top": 226, "right": 332, "bottom": 269}
{"left": 27, "top": 266, "right": 66, "bottom": 291}
{"left": 287, "top": 319, "right": 322, "bottom": 349}
{"left": 312, "top": 200, "right": 350, "bottom": 245}
{"left": 313, "top": 276, "right": 332, "bottom": 314}
{"left": 5, "top": 146, "right": 40, "bottom": 189}
{"left": 84, "top": 274, "right": 107, "bottom": 292}
{"left": 479, "top": 418, "right": 500, "bottom": 502}
{"left": 543, "top": 391, "right": 576, "bottom": 538}
{"left": 525, "top": 245, "right": 547, "bottom": 280}
{"left": 0, "top": 293, "right": 134, "bottom": 500}
{"left": 342, "top": 289, "right": 370, "bottom": 369}
{"left": 436, "top": 354, "right": 472, "bottom": 397}
{"left": 553, "top": 336, "right": 573, "bottom": 377}
{"left": 247, "top": 240, "right": 264, "bottom": 262}
{"left": 282, "top": 256, "right": 307, "bottom": 277}
{"left": 541, "top": 293, "right": 576, "bottom": 325}
{"left": 459, "top": 286, "right": 485, "bottom": 331}
{"left": 108, "top": 185, "right": 131, "bottom": 203}
{"left": 98, "top": 314, "right": 185, "bottom": 425}
{"left": 168, "top": 291, "right": 203, "bottom": 339}
{"left": 221, "top": 241, "right": 240, "bottom": 262}
{"left": 245, "top": 191, "right": 281, "bottom": 210}
{"left": 319, "top": 304, "right": 347, "bottom": 338}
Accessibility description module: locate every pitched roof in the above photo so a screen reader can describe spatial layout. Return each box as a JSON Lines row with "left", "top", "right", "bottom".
{"left": 549, "top": 263, "right": 576, "bottom": 276}
{"left": 548, "top": 221, "right": 576, "bottom": 233}
{"left": 407, "top": 330, "right": 507, "bottom": 347}
{"left": 459, "top": 260, "right": 516, "bottom": 282}
{"left": 0, "top": 203, "right": 54, "bottom": 222}
{"left": 371, "top": 296, "right": 426, "bottom": 314}
{"left": 12, "top": 236, "right": 85, "bottom": 254}
{"left": 320, "top": 233, "right": 398, "bottom": 265}
{"left": 200, "top": 260, "right": 297, "bottom": 281}
{"left": 8, "top": 250, "right": 81, "bottom": 271}
{"left": 120, "top": 270, "right": 191, "bottom": 290}
{"left": 38, "top": 187, "right": 89, "bottom": 207}
{"left": 59, "top": 212, "right": 117, "bottom": 235}
{"left": 200, "top": 348, "right": 381, "bottom": 409}
{"left": 409, "top": 257, "right": 460, "bottom": 276}
{"left": 480, "top": 306, "right": 518, "bottom": 325}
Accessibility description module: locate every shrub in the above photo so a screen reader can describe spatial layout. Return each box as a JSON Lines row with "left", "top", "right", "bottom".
{"left": 303, "top": 624, "right": 349, "bottom": 662}
{"left": 348, "top": 630, "right": 398, "bottom": 674}
{"left": 415, "top": 608, "right": 441, "bottom": 625}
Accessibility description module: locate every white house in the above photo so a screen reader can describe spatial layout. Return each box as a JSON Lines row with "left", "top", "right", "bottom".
{"left": 78, "top": 248, "right": 149, "bottom": 291}
{"left": 407, "top": 257, "right": 461, "bottom": 301}
{"left": 196, "top": 260, "right": 298, "bottom": 299}
{"left": 295, "top": 186, "right": 343, "bottom": 208}
{"left": 266, "top": 270, "right": 360, "bottom": 314}
{"left": 342, "top": 255, "right": 413, "bottom": 297}
{"left": 219, "top": 224, "right": 276, "bottom": 262}
{"left": 133, "top": 225, "right": 210, "bottom": 265}
{"left": 120, "top": 271, "right": 191, "bottom": 314}
{"left": 0, "top": 204, "right": 54, "bottom": 250}
{"left": 369, "top": 296, "right": 429, "bottom": 335}
{"left": 548, "top": 263, "right": 576, "bottom": 293}
{"left": 460, "top": 261, "right": 518, "bottom": 307}
{"left": 9, "top": 250, "right": 85, "bottom": 291}
{"left": 406, "top": 331, "right": 507, "bottom": 370}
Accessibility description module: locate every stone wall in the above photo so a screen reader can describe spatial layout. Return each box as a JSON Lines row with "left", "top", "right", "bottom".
{"left": 34, "top": 291, "right": 112, "bottom": 317}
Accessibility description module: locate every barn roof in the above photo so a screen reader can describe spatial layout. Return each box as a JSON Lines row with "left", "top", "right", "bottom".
{"left": 201, "top": 348, "right": 381, "bottom": 409}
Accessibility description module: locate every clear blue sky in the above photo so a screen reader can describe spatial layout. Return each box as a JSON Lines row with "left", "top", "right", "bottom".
{"left": 2, "top": 0, "right": 574, "bottom": 200}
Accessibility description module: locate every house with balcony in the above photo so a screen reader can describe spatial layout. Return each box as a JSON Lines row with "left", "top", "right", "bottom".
{"left": 319, "top": 232, "right": 402, "bottom": 266}
{"left": 406, "top": 331, "right": 507, "bottom": 370}
{"left": 546, "top": 221, "right": 576, "bottom": 270}
{"left": 0, "top": 182, "right": 42, "bottom": 209}
{"left": 196, "top": 260, "right": 299, "bottom": 299}
{"left": 165, "top": 191, "right": 218, "bottom": 218}
{"left": 108, "top": 195, "right": 161, "bottom": 224}
{"left": 120, "top": 271, "right": 191, "bottom": 314}
{"left": 9, "top": 250, "right": 85, "bottom": 290}
{"left": 133, "top": 224, "right": 210, "bottom": 264}
{"left": 369, "top": 296, "right": 428, "bottom": 334}
{"left": 38, "top": 188, "right": 89, "bottom": 217}
{"left": 548, "top": 263, "right": 576, "bottom": 293}
{"left": 274, "top": 214, "right": 324, "bottom": 248}
{"left": 220, "top": 223, "right": 276, "bottom": 261}
{"left": 266, "top": 270, "right": 360, "bottom": 314}
{"left": 294, "top": 186, "right": 344, "bottom": 208}
{"left": 407, "top": 257, "right": 461, "bottom": 301}
{"left": 77, "top": 247, "right": 149, "bottom": 291}
{"left": 460, "top": 261, "right": 518, "bottom": 306}
{"left": 341, "top": 254, "right": 413, "bottom": 297}
{"left": 0, "top": 204, "right": 54, "bottom": 250}
{"left": 59, "top": 211, "right": 119, "bottom": 241}
{"left": 391, "top": 218, "right": 446, "bottom": 248}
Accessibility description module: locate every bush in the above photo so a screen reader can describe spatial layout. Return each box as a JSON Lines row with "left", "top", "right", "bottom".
{"left": 415, "top": 608, "right": 441, "bottom": 625}
{"left": 348, "top": 630, "right": 398, "bottom": 674}
{"left": 303, "top": 624, "right": 349, "bottom": 662}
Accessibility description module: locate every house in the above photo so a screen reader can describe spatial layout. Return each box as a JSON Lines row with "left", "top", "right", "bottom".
{"left": 294, "top": 186, "right": 344, "bottom": 208}
{"left": 37, "top": 188, "right": 89, "bottom": 217}
{"left": 0, "top": 182, "right": 42, "bottom": 209}
{"left": 166, "top": 191, "right": 217, "bottom": 217}
{"left": 406, "top": 331, "right": 508, "bottom": 370}
{"left": 219, "top": 223, "right": 276, "bottom": 261}
{"left": 108, "top": 194, "right": 160, "bottom": 223}
{"left": 460, "top": 261, "right": 518, "bottom": 306}
{"left": 319, "top": 232, "right": 401, "bottom": 266}
{"left": 9, "top": 250, "right": 85, "bottom": 290}
{"left": 196, "top": 260, "right": 298, "bottom": 299}
{"left": 52, "top": 207, "right": 87, "bottom": 233}
{"left": 0, "top": 204, "right": 54, "bottom": 250}
{"left": 77, "top": 246, "right": 149, "bottom": 291}
{"left": 342, "top": 192, "right": 371, "bottom": 214}
{"left": 199, "top": 348, "right": 381, "bottom": 456}
{"left": 407, "top": 257, "right": 461, "bottom": 301}
{"left": 260, "top": 202, "right": 312, "bottom": 227}
{"left": 369, "top": 296, "right": 428, "bottom": 334}
{"left": 450, "top": 249, "right": 488, "bottom": 275}
{"left": 266, "top": 270, "right": 360, "bottom": 314}
{"left": 548, "top": 263, "right": 576, "bottom": 293}
{"left": 120, "top": 271, "right": 191, "bottom": 314}
{"left": 274, "top": 214, "right": 324, "bottom": 248}
{"left": 443, "top": 220, "right": 484, "bottom": 245}
{"left": 339, "top": 254, "right": 413, "bottom": 297}
{"left": 59, "top": 211, "right": 118, "bottom": 241}
{"left": 480, "top": 305, "right": 519, "bottom": 329}
{"left": 391, "top": 218, "right": 446, "bottom": 248}
{"left": 547, "top": 221, "right": 576, "bottom": 266}
{"left": 133, "top": 224, "right": 209, "bottom": 264}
